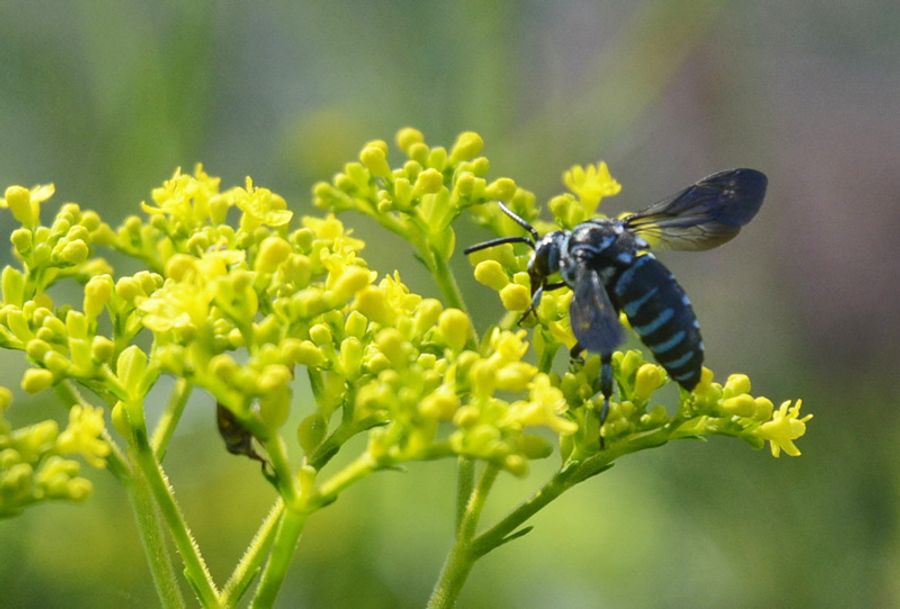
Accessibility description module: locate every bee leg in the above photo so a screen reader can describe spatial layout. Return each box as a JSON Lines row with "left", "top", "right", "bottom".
{"left": 520, "top": 282, "right": 568, "bottom": 324}
{"left": 597, "top": 352, "right": 614, "bottom": 449}
{"left": 569, "top": 342, "right": 585, "bottom": 364}
{"left": 599, "top": 352, "right": 613, "bottom": 425}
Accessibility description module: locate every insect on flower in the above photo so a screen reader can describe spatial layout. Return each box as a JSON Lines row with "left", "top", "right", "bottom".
{"left": 465, "top": 169, "right": 767, "bottom": 426}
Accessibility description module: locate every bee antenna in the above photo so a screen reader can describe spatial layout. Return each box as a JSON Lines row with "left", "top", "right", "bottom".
{"left": 463, "top": 236, "right": 535, "bottom": 255}
{"left": 497, "top": 201, "right": 540, "bottom": 241}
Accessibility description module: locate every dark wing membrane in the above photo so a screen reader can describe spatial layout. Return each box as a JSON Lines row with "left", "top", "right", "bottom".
{"left": 623, "top": 169, "right": 767, "bottom": 251}
{"left": 569, "top": 265, "right": 624, "bottom": 354}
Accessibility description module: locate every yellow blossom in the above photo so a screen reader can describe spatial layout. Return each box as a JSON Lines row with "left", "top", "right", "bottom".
{"left": 1, "top": 183, "right": 55, "bottom": 227}
{"left": 562, "top": 161, "right": 621, "bottom": 215}
{"left": 57, "top": 404, "right": 110, "bottom": 468}
{"left": 755, "top": 400, "right": 812, "bottom": 458}
{"left": 509, "top": 375, "right": 577, "bottom": 435}
{"left": 140, "top": 165, "right": 223, "bottom": 227}
{"left": 231, "top": 177, "right": 293, "bottom": 230}
{"left": 139, "top": 280, "right": 213, "bottom": 333}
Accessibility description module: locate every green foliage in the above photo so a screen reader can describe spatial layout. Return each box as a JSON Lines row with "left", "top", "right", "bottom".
{"left": 0, "top": 131, "right": 810, "bottom": 608}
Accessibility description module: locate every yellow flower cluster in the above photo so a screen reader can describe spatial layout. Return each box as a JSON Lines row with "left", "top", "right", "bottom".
{"left": 0, "top": 128, "right": 811, "bottom": 526}
{"left": 0, "top": 387, "right": 107, "bottom": 516}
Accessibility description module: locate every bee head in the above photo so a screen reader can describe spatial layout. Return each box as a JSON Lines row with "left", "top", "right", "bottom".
{"left": 529, "top": 231, "right": 566, "bottom": 291}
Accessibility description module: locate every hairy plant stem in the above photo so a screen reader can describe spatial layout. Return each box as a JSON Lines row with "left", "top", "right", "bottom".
{"left": 249, "top": 507, "right": 308, "bottom": 609}
{"left": 128, "top": 460, "right": 188, "bottom": 609}
{"left": 455, "top": 457, "right": 475, "bottom": 531}
{"left": 428, "top": 463, "right": 499, "bottom": 609}
{"left": 130, "top": 422, "right": 220, "bottom": 607}
{"left": 430, "top": 249, "right": 469, "bottom": 315}
{"left": 151, "top": 379, "right": 192, "bottom": 461}
{"left": 221, "top": 500, "right": 285, "bottom": 608}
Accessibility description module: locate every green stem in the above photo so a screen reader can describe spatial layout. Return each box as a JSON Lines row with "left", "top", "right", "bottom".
{"left": 246, "top": 454, "right": 377, "bottom": 607}
{"left": 471, "top": 469, "right": 573, "bottom": 558}
{"left": 318, "top": 453, "right": 377, "bottom": 501}
{"left": 263, "top": 433, "right": 300, "bottom": 506}
{"left": 308, "top": 417, "right": 382, "bottom": 470}
{"left": 130, "top": 426, "right": 220, "bottom": 607}
{"left": 427, "top": 464, "right": 499, "bottom": 609}
{"left": 221, "top": 500, "right": 286, "bottom": 608}
{"left": 430, "top": 249, "right": 469, "bottom": 315}
{"left": 128, "top": 459, "right": 188, "bottom": 609}
{"left": 151, "top": 379, "right": 192, "bottom": 461}
{"left": 455, "top": 457, "right": 475, "bottom": 532}
{"left": 249, "top": 507, "right": 308, "bottom": 609}
{"left": 537, "top": 339, "right": 559, "bottom": 374}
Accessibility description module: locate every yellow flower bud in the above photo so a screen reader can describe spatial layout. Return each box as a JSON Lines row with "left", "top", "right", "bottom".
{"left": 329, "top": 266, "right": 373, "bottom": 303}
{"left": 633, "top": 363, "right": 666, "bottom": 403}
{"left": 281, "top": 339, "right": 325, "bottom": 367}
{"left": 723, "top": 373, "right": 752, "bottom": 398}
{"left": 474, "top": 260, "right": 509, "bottom": 291}
{"left": 309, "top": 323, "right": 333, "bottom": 346}
{"left": 470, "top": 360, "right": 497, "bottom": 396}
{"left": 449, "top": 131, "right": 483, "bottom": 163}
{"left": 453, "top": 405, "right": 481, "bottom": 428}
{"left": 499, "top": 284, "right": 531, "bottom": 312}
{"left": 438, "top": 309, "right": 472, "bottom": 352}
{"left": 1, "top": 266, "right": 25, "bottom": 307}
{"left": 413, "top": 168, "right": 444, "bottom": 196}
{"left": 359, "top": 143, "right": 392, "bottom": 177}
{"left": 354, "top": 286, "right": 395, "bottom": 326}
{"left": 375, "top": 328, "right": 411, "bottom": 367}
{"left": 116, "top": 346, "right": 148, "bottom": 396}
{"left": 413, "top": 298, "right": 443, "bottom": 337}
{"left": 258, "top": 364, "right": 292, "bottom": 393}
{"left": 420, "top": 387, "right": 460, "bottom": 421}
{"left": 255, "top": 236, "right": 292, "bottom": 273}
{"left": 485, "top": 178, "right": 517, "bottom": 201}
{"left": 4, "top": 185, "right": 38, "bottom": 227}
{"left": 752, "top": 396, "right": 774, "bottom": 421}
{"left": 495, "top": 362, "right": 535, "bottom": 392}
{"left": 396, "top": 127, "right": 425, "bottom": 153}
{"left": 115, "top": 276, "right": 143, "bottom": 302}
{"left": 338, "top": 337, "right": 364, "bottom": 377}
{"left": 343, "top": 310, "right": 369, "bottom": 339}
{"left": 83, "top": 274, "right": 114, "bottom": 319}
{"left": 721, "top": 393, "right": 756, "bottom": 417}
{"left": 290, "top": 288, "right": 328, "bottom": 319}
{"left": 427, "top": 146, "right": 448, "bottom": 171}
{"left": 21, "top": 368, "right": 54, "bottom": 394}
{"left": 10, "top": 228, "right": 31, "bottom": 255}
{"left": 297, "top": 413, "right": 327, "bottom": 455}
{"left": 58, "top": 239, "right": 89, "bottom": 265}
{"left": 43, "top": 350, "right": 70, "bottom": 375}
{"left": 0, "top": 386, "right": 12, "bottom": 410}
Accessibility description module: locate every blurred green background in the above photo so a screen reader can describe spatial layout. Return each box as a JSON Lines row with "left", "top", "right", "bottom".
{"left": 1, "top": 1, "right": 899, "bottom": 607}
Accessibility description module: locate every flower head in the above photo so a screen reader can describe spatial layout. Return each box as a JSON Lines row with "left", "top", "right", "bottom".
{"left": 562, "top": 161, "right": 621, "bottom": 215}
{"left": 755, "top": 400, "right": 813, "bottom": 457}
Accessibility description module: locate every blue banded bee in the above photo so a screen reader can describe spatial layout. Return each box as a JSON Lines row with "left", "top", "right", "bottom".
{"left": 465, "top": 169, "right": 767, "bottom": 425}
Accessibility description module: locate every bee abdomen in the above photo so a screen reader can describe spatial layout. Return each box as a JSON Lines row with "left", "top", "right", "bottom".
{"left": 610, "top": 254, "right": 703, "bottom": 390}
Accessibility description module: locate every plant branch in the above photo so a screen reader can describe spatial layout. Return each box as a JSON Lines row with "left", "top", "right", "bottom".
{"left": 221, "top": 499, "right": 286, "bottom": 608}
{"left": 151, "top": 379, "right": 192, "bottom": 461}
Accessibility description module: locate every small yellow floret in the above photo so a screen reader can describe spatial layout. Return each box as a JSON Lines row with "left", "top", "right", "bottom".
{"left": 499, "top": 284, "right": 531, "bottom": 312}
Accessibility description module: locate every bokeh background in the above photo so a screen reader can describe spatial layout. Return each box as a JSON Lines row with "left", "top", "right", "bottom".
{"left": 1, "top": 1, "right": 899, "bottom": 608}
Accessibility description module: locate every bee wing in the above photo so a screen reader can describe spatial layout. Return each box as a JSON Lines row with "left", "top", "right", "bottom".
{"left": 569, "top": 265, "right": 624, "bottom": 354}
{"left": 623, "top": 168, "right": 767, "bottom": 251}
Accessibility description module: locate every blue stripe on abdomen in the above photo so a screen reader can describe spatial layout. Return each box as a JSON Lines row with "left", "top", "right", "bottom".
{"left": 610, "top": 254, "right": 704, "bottom": 390}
